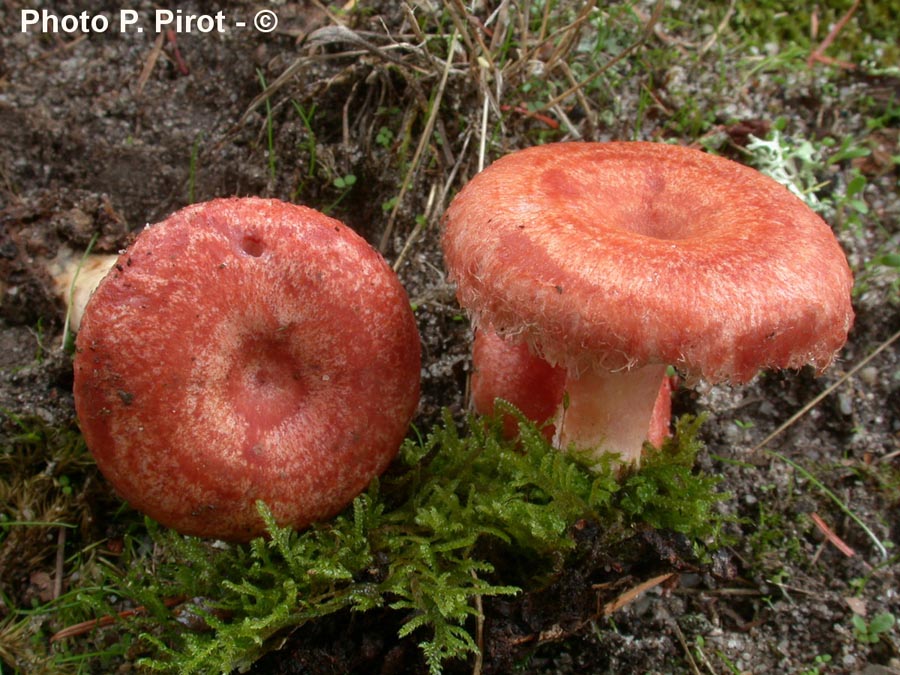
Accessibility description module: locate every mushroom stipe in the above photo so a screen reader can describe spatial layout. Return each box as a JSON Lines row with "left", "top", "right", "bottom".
{"left": 74, "top": 198, "right": 421, "bottom": 541}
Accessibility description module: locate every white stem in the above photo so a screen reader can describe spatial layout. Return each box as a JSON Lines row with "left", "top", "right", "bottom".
{"left": 50, "top": 250, "right": 118, "bottom": 334}
{"left": 553, "top": 364, "right": 669, "bottom": 466}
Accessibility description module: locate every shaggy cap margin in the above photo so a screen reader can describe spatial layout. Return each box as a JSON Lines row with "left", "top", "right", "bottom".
{"left": 442, "top": 141, "right": 854, "bottom": 383}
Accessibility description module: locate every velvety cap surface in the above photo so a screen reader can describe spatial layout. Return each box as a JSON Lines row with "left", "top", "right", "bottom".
{"left": 442, "top": 142, "right": 854, "bottom": 382}
{"left": 75, "top": 198, "right": 421, "bottom": 540}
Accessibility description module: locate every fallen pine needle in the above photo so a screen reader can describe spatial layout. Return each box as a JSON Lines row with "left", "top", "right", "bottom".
{"left": 499, "top": 104, "right": 560, "bottom": 129}
{"left": 50, "top": 596, "right": 185, "bottom": 642}
{"left": 600, "top": 572, "right": 675, "bottom": 615}
{"left": 811, "top": 512, "right": 857, "bottom": 557}
{"left": 136, "top": 31, "right": 166, "bottom": 95}
{"left": 807, "top": 0, "right": 860, "bottom": 69}
{"left": 753, "top": 327, "right": 900, "bottom": 454}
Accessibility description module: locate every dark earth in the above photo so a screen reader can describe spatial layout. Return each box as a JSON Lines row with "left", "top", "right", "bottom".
{"left": 1, "top": 1, "right": 899, "bottom": 673}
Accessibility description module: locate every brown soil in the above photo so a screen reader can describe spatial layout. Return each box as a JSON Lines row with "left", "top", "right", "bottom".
{"left": 1, "top": 2, "right": 898, "bottom": 674}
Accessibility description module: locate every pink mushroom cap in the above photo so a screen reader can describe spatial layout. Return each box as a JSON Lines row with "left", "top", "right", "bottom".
{"left": 443, "top": 141, "right": 854, "bottom": 463}
{"left": 443, "top": 141, "right": 854, "bottom": 385}
{"left": 74, "top": 197, "right": 421, "bottom": 541}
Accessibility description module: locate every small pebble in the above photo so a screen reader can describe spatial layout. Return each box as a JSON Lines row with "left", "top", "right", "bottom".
{"left": 858, "top": 366, "right": 879, "bottom": 387}
{"left": 837, "top": 391, "right": 853, "bottom": 416}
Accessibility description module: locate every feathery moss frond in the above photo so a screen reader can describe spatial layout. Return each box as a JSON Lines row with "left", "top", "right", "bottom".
{"left": 49, "top": 409, "right": 722, "bottom": 674}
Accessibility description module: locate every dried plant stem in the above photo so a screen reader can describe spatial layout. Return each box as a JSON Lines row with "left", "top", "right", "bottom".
{"left": 478, "top": 93, "right": 490, "bottom": 172}
{"left": 807, "top": 0, "right": 860, "bottom": 68}
{"left": 53, "top": 526, "right": 65, "bottom": 600}
{"left": 749, "top": 328, "right": 900, "bottom": 561}
{"left": 765, "top": 447, "right": 888, "bottom": 560}
{"left": 810, "top": 512, "right": 856, "bottom": 558}
{"left": 379, "top": 29, "right": 459, "bottom": 253}
{"left": 392, "top": 182, "right": 437, "bottom": 273}
{"left": 752, "top": 327, "right": 900, "bottom": 453}
{"left": 471, "top": 569, "right": 484, "bottom": 675}
{"left": 699, "top": 0, "right": 736, "bottom": 54}
{"left": 60, "top": 232, "right": 100, "bottom": 351}
{"left": 136, "top": 31, "right": 166, "bottom": 95}
{"left": 532, "top": 0, "right": 663, "bottom": 117}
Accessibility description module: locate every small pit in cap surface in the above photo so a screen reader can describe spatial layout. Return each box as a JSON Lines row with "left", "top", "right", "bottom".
{"left": 74, "top": 197, "right": 421, "bottom": 541}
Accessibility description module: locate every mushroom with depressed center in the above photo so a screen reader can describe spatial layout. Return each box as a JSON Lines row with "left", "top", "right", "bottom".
{"left": 74, "top": 197, "right": 421, "bottom": 541}
{"left": 442, "top": 141, "right": 854, "bottom": 466}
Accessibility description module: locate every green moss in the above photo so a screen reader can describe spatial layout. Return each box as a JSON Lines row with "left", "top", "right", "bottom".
{"left": 21, "top": 408, "right": 725, "bottom": 674}
{"left": 0, "top": 414, "right": 93, "bottom": 558}
{"left": 0, "top": 415, "right": 116, "bottom": 674}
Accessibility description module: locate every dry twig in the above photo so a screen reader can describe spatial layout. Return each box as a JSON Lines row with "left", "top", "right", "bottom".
{"left": 810, "top": 512, "right": 857, "bottom": 558}
{"left": 752, "top": 327, "right": 900, "bottom": 453}
{"left": 599, "top": 572, "right": 675, "bottom": 615}
{"left": 807, "top": 0, "right": 860, "bottom": 69}
{"left": 378, "top": 29, "right": 459, "bottom": 253}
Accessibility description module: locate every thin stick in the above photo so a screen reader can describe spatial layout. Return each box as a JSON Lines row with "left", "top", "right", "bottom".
{"left": 165, "top": 30, "right": 190, "bottom": 76}
{"left": 752, "top": 327, "right": 900, "bottom": 453}
{"left": 51, "top": 596, "right": 186, "bottom": 642}
{"left": 660, "top": 605, "right": 703, "bottom": 675}
{"left": 699, "top": 0, "right": 736, "bottom": 54}
{"left": 810, "top": 512, "right": 856, "bottom": 558}
{"left": 766, "top": 448, "right": 888, "bottom": 560}
{"left": 543, "top": 3, "right": 596, "bottom": 73}
{"left": 378, "top": 29, "right": 459, "bottom": 253}
{"left": 392, "top": 182, "right": 437, "bottom": 273}
{"left": 451, "top": 0, "right": 494, "bottom": 70}
{"left": 470, "top": 569, "right": 485, "bottom": 675}
{"left": 601, "top": 572, "right": 674, "bottom": 615}
{"left": 53, "top": 526, "right": 66, "bottom": 600}
{"left": 136, "top": 31, "right": 166, "bottom": 95}
{"left": 478, "top": 92, "right": 490, "bottom": 172}
{"left": 807, "top": 0, "right": 860, "bottom": 68}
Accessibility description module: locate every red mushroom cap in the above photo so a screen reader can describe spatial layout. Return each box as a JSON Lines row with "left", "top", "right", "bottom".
{"left": 471, "top": 325, "right": 566, "bottom": 439}
{"left": 442, "top": 141, "right": 854, "bottom": 383}
{"left": 74, "top": 197, "right": 421, "bottom": 541}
